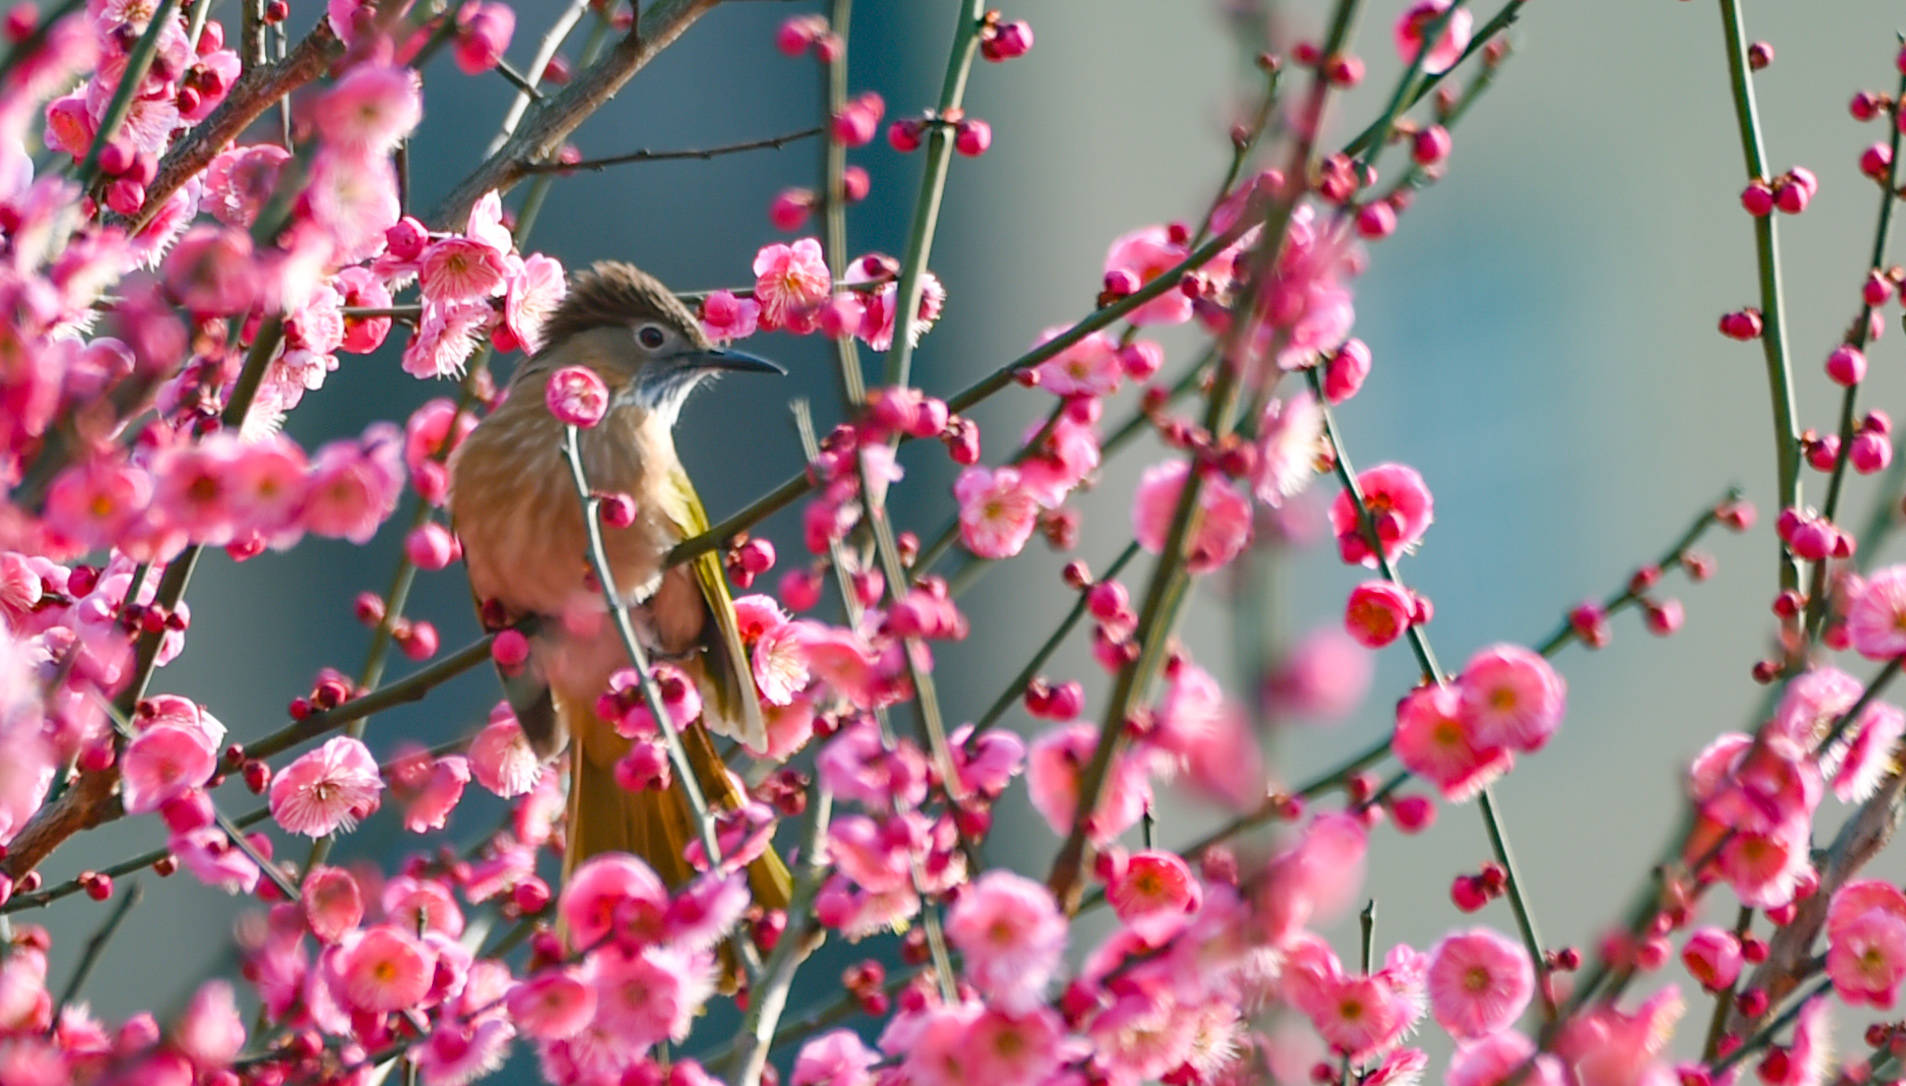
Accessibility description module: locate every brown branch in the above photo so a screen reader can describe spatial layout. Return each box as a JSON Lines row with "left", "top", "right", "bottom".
{"left": 130, "top": 17, "right": 343, "bottom": 232}
{"left": 430, "top": 0, "right": 722, "bottom": 230}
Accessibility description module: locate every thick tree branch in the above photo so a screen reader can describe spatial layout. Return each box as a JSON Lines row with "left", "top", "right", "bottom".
{"left": 131, "top": 19, "right": 342, "bottom": 232}
{"left": 431, "top": 0, "right": 722, "bottom": 230}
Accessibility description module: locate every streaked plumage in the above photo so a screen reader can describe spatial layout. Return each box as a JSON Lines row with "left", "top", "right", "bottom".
{"left": 448, "top": 261, "right": 789, "bottom": 909}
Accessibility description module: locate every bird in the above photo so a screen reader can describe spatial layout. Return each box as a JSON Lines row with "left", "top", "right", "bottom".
{"left": 447, "top": 260, "right": 792, "bottom": 914}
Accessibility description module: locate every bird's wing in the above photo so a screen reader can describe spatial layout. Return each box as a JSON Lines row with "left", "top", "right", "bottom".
{"left": 660, "top": 463, "right": 767, "bottom": 750}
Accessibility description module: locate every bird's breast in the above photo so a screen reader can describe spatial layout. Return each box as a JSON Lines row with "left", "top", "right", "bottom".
{"left": 448, "top": 402, "right": 681, "bottom": 622}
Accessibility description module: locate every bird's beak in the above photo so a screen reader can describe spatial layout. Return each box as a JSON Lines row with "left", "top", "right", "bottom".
{"left": 691, "top": 347, "right": 785, "bottom": 376}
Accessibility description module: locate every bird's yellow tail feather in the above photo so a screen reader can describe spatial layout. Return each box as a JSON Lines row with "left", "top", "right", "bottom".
{"left": 560, "top": 695, "right": 791, "bottom": 911}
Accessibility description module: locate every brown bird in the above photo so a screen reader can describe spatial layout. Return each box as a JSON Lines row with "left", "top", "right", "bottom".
{"left": 448, "top": 261, "right": 791, "bottom": 911}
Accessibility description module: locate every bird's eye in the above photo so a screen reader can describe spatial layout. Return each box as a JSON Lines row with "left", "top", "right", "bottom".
{"left": 637, "top": 324, "right": 667, "bottom": 350}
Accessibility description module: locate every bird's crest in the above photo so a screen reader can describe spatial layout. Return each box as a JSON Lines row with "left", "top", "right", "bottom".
{"left": 537, "top": 261, "right": 709, "bottom": 353}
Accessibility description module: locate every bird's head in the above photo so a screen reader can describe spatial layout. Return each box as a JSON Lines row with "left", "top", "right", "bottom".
{"left": 533, "top": 260, "right": 783, "bottom": 428}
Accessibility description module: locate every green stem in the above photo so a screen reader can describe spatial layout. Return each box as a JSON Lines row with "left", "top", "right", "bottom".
{"left": 1804, "top": 62, "right": 1906, "bottom": 634}
{"left": 1532, "top": 486, "right": 1739, "bottom": 657}
{"left": 1348, "top": 0, "right": 1466, "bottom": 176}
{"left": 884, "top": 0, "right": 985, "bottom": 389}
{"left": 969, "top": 541, "right": 1141, "bottom": 737}
{"left": 1718, "top": 0, "right": 1801, "bottom": 603}
{"left": 1309, "top": 364, "right": 1554, "bottom": 1019}
{"left": 1701, "top": 907, "right": 1756, "bottom": 1060}
{"left": 727, "top": 788, "right": 834, "bottom": 1086}
{"left": 1338, "top": 0, "right": 1526, "bottom": 159}
{"left": 74, "top": 0, "right": 185, "bottom": 189}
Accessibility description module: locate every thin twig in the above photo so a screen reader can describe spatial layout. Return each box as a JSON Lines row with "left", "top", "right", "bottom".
{"left": 1532, "top": 486, "right": 1740, "bottom": 656}
{"left": 1804, "top": 60, "right": 1906, "bottom": 635}
{"left": 521, "top": 125, "right": 826, "bottom": 174}
{"left": 49, "top": 880, "right": 143, "bottom": 1026}
{"left": 488, "top": 0, "right": 591, "bottom": 155}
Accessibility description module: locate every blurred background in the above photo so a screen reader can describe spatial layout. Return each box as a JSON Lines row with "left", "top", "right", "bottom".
{"left": 37, "top": 0, "right": 1906, "bottom": 1073}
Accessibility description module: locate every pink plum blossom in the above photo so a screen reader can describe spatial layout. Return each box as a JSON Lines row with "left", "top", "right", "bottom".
{"left": 1457, "top": 644, "right": 1567, "bottom": 753}
{"left": 1031, "top": 326, "right": 1123, "bottom": 395}
{"left": 119, "top": 723, "right": 215, "bottom": 814}
{"left": 1850, "top": 566, "right": 1906, "bottom": 659}
{"left": 1132, "top": 461, "right": 1252, "bottom": 573}
{"left": 1105, "top": 226, "right": 1195, "bottom": 325}
{"left": 1026, "top": 721, "right": 1152, "bottom": 844}
{"left": 508, "top": 970, "right": 597, "bottom": 1040}
{"left": 333, "top": 925, "right": 434, "bottom": 1013}
{"left": 1344, "top": 580, "right": 1416, "bottom": 649}
{"left": 1827, "top": 879, "right": 1906, "bottom": 1007}
{"left": 269, "top": 735, "right": 383, "bottom": 837}
{"left": 945, "top": 871, "right": 1066, "bottom": 1012}
{"left": 1330, "top": 462, "right": 1433, "bottom": 567}
{"left": 955, "top": 465, "right": 1042, "bottom": 559}
{"left": 1681, "top": 926, "right": 1744, "bottom": 991}
{"left": 1426, "top": 928, "right": 1534, "bottom": 1040}
{"left": 1255, "top": 391, "right": 1323, "bottom": 505}
{"left": 311, "top": 64, "right": 422, "bottom": 153}
{"left": 470, "top": 711, "right": 540, "bottom": 797}
{"left": 793, "top": 1029, "right": 880, "bottom": 1086}
{"left": 1394, "top": 0, "right": 1475, "bottom": 74}
{"left": 588, "top": 944, "right": 714, "bottom": 1047}
{"left": 700, "top": 289, "right": 762, "bottom": 343}
{"left": 1108, "top": 849, "right": 1202, "bottom": 945}
{"left": 302, "top": 866, "right": 365, "bottom": 943}
{"left": 1392, "top": 683, "right": 1510, "bottom": 803}
{"left": 753, "top": 238, "right": 831, "bottom": 329}
{"left": 505, "top": 253, "right": 567, "bottom": 354}
{"left": 558, "top": 853, "right": 668, "bottom": 949}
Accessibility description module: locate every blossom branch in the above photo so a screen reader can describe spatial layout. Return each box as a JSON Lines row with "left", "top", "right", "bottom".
{"left": 665, "top": 231, "right": 1247, "bottom": 569}
{"left": 884, "top": 0, "right": 985, "bottom": 390}
{"left": 1700, "top": 906, "right": 1756, "bottom": 1059}
{"left": 1046, "top": 0, "right": 1370, "bottom": 911}
{"left": 1803, "top": 62, "right": 1906, "bottom": 634}
{"left": 2, "top": 809, "right": 271, "bottom": 914}
{"left": 1714, "top": 977, "right": 1834, "bottom": 1075}
{"left": 1718, "top": 0, "right": 1803, "bottom": 603}
{"left": 819, "top": 0, "right": 865, "bottom": 410}
{"left": 1717, "top": 752, "right": 1905, "bottom": 1041}
{"left": 518, "top": 125, "right": 825, "bottom": 174}
{"left": 1309, "top": 367, "right": 1554, "bottom": 1018}
{"left": 1532, "top": 486, "right": 1742, "bottom": 656}
{"left": 968, "top": 541, "right": 1142, "bottom": 737}
{"left": 559, "top": 428, "right": 725, "bottom": 873}
{"left": 243, "top": 632, "right": 497, "bottom": 762}
{"left": 132, "top": 18, "right": 343, "bottom": 232}
{"left": 0, "top": 0, "right": 81, "bottom": 84}
{"left": 1, "top": 315, "right": 287, "bottom": 882}
{"left": 1346, "top": 0, "right": 1466, "bottom": 177}
{"left": 727, "top": 787, "right": 833, "bottom": 1086}
{"left": 1339, "top": 0, "right": 1525, "bottom": 160}
{"left": 74, "top": 0, "right": 185, "bottom": 188}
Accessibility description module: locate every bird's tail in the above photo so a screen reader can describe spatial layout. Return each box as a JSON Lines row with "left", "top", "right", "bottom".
{"left": 561, "top": 693, "right": 792, "bottom": 910}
